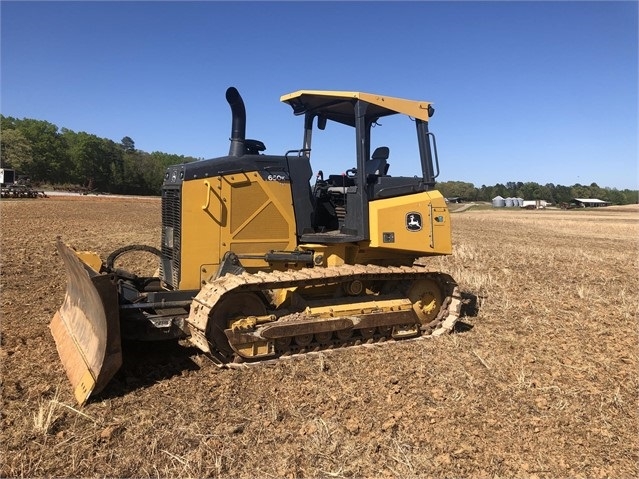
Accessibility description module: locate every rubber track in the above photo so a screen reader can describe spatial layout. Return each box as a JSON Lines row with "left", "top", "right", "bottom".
{"left": 186, "top": 264, "right": 463, "bottom": 366}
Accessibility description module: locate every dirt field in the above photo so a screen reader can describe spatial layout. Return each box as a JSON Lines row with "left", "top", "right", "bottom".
{"left": 1, "top": 197, "right": 637, "bottom": 478}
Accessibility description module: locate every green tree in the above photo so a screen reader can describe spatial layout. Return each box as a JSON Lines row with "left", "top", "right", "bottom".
{"left": 63, "top": 129, "right": 127, "bottom": 191}
{"left": 0, "top": 128, "right": 33, "bottom": 171}
{"left": 1, "top": 115, "right": 18, "bottom": 131}
{"left": 13, "top": 119, "right": 70, "bottom": 182}
{"left": 492, "top": 183, "right": 508, "bottom": 198}
{"left": 505, "top": 181, "right": 523, "bottom": 197}
{"left": 588, "top": 182, "right": 605, "bottom": 200}
{"left": 477, "top": 184, "right": 495, "bottom": 201}
{"left": 436, "top": 181, "right": 477, "bottom": 200}
{"left": 604, "top": 188, "right": 626, "bottom": 205}
{"left": 623, "top": 189, "right": 638, "bottom": 204}
{"left": 119, "top": 150, "right": 156, "bottom": 194}
{"left": 553, "top": 185, "right": 573, "bottom": 204}
{"left": 517, "top": 182, "right": 538, "bottom": 200}
{"left": 571, "top": 184, "right": 590, "bottom": 199}
{"left": 105, "top": 139, "right": 124, "bottom": 191}
{"left": 121, "top": 136, "right": 135, "bottom": 153}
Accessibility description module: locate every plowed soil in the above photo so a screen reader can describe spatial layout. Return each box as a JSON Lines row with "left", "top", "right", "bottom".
{"left": 1, "top": 197, "right": 638, "bottom": 478}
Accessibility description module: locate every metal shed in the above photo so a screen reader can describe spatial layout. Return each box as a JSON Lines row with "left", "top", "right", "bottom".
{"left": 572, "top": 198, "right": 611, "bottom": 207}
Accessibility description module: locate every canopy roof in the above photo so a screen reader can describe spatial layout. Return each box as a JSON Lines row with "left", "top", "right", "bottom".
{"left": 573, "top": 198, "right": 609, "bottom": 204}
{"left": 280, "top": 90, "right": 432, "bottom": 126}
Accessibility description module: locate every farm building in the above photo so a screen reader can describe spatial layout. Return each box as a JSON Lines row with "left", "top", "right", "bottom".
{"left": 572, "top": 198, "right": 611, "bottom": 207}
{"left": 522, "top": 200, "right": 549, "bottom": 209}
{"left": 492, "top": 196, "right": 506, "bottom": 207}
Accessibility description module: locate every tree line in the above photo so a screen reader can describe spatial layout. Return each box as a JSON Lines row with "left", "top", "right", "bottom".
{"left": 1, "top": 116, "right": 199, "bottom": 195}
{"left": 1, "top": 115, "right": 637, "bottom": 203}
{"left": 434, "top": 180, "right": 637, "bottom": 206}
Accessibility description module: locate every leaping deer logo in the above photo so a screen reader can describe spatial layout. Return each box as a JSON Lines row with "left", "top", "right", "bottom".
{"left": 406, "top": 212, "right": 422, "bottom": 231}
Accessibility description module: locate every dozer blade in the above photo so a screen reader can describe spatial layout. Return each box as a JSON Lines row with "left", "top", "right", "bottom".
{"left": 50, "top": 241, "right": 122, "bottom": 406}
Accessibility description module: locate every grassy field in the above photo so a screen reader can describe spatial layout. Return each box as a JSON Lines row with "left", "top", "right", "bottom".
{"left": 1, "top": 197, "right": 637, "bottom": 478}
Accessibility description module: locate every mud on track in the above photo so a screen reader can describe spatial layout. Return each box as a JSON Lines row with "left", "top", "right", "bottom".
{"left": 1, "top": 197, "right": 638, "bottom": 478}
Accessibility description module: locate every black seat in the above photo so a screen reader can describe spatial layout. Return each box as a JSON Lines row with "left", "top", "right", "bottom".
{"left": 366, "top": 146, "right": 390, "bottom": 176}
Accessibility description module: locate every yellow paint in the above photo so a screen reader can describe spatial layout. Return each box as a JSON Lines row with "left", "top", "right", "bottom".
{"left": 179, "top": 169, "right": 451, "bottom": 289}
{"left": 236, "top": 341, "right": 274, "bottom": 358}
{"left": 73, "top": 369, "right": 96, "bottom": 406}
{"left": 368, "top": 190, "right": 452, "bottom": 255}
{"left": 179, "top": 173, "right": 297, "bottom": 289}
{"left": 305, "top": 297, "right": 413, "bottom": 318}
{"left": 297, "top": 243, "right": 360, "bottom": 267}
{"left": 179, "top": 178, "right": 223, "bottom": 289}
{"left": 75, "top": 252, "right": 102, "bottom": 273}
{"left": 220, "top": 172, "right": 296, "bottom": 270}
{"left": 281, "top": 90, "right": 433, "bottom": 121}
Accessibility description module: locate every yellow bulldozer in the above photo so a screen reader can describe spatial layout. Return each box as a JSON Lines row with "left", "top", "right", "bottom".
{"left": 50, "top": 87, "right": 462, "bottom": 405}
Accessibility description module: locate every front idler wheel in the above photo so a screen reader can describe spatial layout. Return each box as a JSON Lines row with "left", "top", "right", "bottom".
{"left": 206, "top": 293, "right": 267, "bottom": 361}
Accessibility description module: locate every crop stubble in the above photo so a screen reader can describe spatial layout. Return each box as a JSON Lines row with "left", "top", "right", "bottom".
{"left": 1, "top": 197, "right": 637, "bottom": 478}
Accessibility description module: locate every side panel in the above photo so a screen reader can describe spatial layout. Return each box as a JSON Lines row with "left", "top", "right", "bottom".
{"left": 179, "top": 178, "right": 223, "bottom": 290}
{"left": 219, "top": 172, "right": 297, "bottom": 270}
{"left": 179, "top": 172, "right": 298, "bottom": 289}
{"left": 368, "top": 190, "right": 452, "bottom": 255}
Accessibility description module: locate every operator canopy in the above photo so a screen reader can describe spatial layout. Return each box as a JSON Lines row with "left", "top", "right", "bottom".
{"left": 280, "top": 90, "right": 434, "bottom": 127}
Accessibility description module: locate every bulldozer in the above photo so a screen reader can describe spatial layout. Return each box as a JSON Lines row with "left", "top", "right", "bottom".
{"left": 50, "top": 87, "right": 462, "bottom": 405}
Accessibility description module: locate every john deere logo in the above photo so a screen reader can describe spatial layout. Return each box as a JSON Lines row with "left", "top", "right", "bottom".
{"left": 406, "top": 212, "right": 422, "bottom": 231}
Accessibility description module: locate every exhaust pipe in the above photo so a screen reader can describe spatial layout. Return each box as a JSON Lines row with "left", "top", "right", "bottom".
{"left": 226, "top": 87, "right": 246, "bottom": 157}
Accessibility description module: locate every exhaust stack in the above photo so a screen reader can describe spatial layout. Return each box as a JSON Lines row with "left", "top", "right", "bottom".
{"left": 226, "top": 87, "right": 246, "bottom": 157}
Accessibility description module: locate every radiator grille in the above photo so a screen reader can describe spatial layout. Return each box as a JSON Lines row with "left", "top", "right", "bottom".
{"left": 160, "top": 187, "right": 181, "bottom": 288}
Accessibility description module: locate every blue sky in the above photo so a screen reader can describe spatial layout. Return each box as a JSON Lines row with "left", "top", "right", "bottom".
{"left": 2, "top": 1, "right": 637, "bottom": 189}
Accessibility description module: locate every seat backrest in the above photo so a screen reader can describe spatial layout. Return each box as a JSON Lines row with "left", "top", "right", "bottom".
{"left": 372, "top": 146, "right": 390, "bottom": 161}
{"left": 366, "top": 146, "right": 390, "bottom": 176}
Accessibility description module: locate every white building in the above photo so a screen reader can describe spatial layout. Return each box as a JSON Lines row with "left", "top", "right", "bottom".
{"left": 521, "top": 200, "right": 548, "bottom": 209}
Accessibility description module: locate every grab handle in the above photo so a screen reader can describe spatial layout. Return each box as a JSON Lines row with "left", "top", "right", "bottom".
{"left": 202, "top": 181, "right": 212, "bottom": 210}
{"left": 426, "top": 132, "right": 440, "bottom": 179}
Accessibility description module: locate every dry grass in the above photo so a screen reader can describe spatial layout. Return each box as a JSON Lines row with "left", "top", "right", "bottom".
{"left": 32, "top": 387, "right": 61, "bottom": 435}
{"left": 1, "top": 197, "right": 638, "bottom": 478}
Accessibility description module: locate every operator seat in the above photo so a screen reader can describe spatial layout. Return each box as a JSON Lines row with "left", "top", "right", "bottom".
{"left": 366, "top": 146, "right": 390, "bottom": 177}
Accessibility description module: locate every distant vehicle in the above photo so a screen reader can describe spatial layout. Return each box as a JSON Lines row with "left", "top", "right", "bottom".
{"left": 0, "top": 168, "right": 16, "bottom": 186}
{"left": 1, "top": 168, "right": 47, "bottom": 199}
